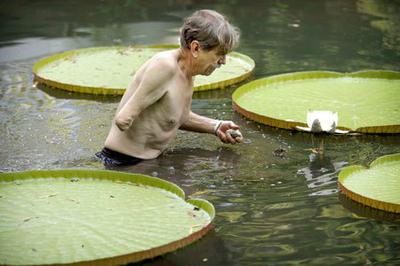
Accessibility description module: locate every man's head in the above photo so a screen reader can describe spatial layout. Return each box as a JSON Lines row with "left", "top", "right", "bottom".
{"left": 180, "top": 10, "right": 240, "bottom": 54}
{"left": 180, "top": 10, "right": 240, "bottom": 75}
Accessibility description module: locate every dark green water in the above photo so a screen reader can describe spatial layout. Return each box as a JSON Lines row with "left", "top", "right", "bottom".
{"left": 1, "top": 0, "right": 399, "bottom": 265}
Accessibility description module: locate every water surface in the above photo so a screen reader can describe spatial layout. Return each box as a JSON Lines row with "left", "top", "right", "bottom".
{"left": 1, "top": 1, "right": 400, "bottom": 265}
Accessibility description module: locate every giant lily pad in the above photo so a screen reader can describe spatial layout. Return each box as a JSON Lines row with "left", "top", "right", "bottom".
{"left": 33, "top": 45, "right": 254, "bottom": 95}
{"left": 232, "top": 70, "right": 400, "bottom": 134}
{"left": 0, "top": 169, "right": 215, "bottom": 265}
{"left": 338, "top": 153, "right": 400, "bottom": 213}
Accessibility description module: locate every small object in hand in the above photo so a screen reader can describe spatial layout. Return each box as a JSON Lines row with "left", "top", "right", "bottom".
{"left": 226, "top": 129, "right": 243, "bottom": 139}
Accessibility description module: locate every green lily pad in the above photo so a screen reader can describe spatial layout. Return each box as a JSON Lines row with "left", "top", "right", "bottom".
{"left": 0, "top": 169, "right": 215, "bottom": 265}
{"left": 338, "top": 153, "right": 400, "bottom": 213}
{"left": 232, "top": 70, "right": 400, "bottom": 134}
{"left": 33, "top": 45, "right": 254, "bottom": 95}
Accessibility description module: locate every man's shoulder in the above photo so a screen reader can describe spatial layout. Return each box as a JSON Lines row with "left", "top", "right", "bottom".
{"left": 149, "top": 50, "right": 178, "bottom": 73}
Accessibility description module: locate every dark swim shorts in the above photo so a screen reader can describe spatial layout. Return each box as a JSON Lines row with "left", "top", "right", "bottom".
{"left": 95, "top": 147, "right": 143, "bottom": 166}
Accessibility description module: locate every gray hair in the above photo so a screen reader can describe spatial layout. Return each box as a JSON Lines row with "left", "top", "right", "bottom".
{"left": 180, "top": 10, "right": 240, "bottom": 53}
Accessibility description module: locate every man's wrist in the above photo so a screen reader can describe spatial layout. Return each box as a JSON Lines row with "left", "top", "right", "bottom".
{"left": 213, "top": 120, "right": 223, "bottom": 135}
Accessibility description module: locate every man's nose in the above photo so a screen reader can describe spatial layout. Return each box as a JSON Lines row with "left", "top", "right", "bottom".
{"left": 218, "top": 55, "right": 226, "bottom": 65}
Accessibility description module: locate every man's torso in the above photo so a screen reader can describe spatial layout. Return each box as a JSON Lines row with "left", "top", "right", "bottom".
{"left": 105, "top": 50, "right": 193, "bottom": 159}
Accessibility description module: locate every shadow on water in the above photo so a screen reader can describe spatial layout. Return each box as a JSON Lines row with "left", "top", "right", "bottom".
{"left": 338, "top": 193, "right": 400, "bottom": 224}
{"left": 137, "top": 230, "right": 232, "bottom": 266}
{"left": 36, "top": 83, "right": 121, "bottom": 103}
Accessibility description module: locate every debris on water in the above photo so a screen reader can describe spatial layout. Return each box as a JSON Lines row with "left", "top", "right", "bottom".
{"left": 70, "top": 177, "right": 79, "bottom": 182}
{"left": 187, "top": 211, "right": 196, "bottom": 218}
{"left": 67, "top": 198, "right": 80, "bottom": 204}
{"left": 112, "top": 38, "right": 122, "bottom": 44}
{"left": 110, "top": 195, "right": 115, "bottom": 198}
{"left": 168, "top": 166, "right": 175, "bottom": 175}
{"left": 243, "top": 138, "right": 252, "bottom": 144}
{"left": 273, "top": 147, "right": 287, "bottom": 158}
{"left": 23, "top": 217, "right": 33, "bottom": 223}
{"left": 39, "top": 193, "right": 57, "bottom": 199}
{"left": 189, "top": 223, "right": 204, "bottom": 234}
{"left": 190, "top": 189, "right": 213, "bottom": 197}
{"left": 309, "top": 188, "right": 338, "bottom": 196}
{"left": 305, "top": 147, "right": 323, "bottom": 155}
{"left": 224, "top": 175, "right": 233, "bottom": 181}
{"left": 21, "top": 216, "right": 39, "bottom": 226}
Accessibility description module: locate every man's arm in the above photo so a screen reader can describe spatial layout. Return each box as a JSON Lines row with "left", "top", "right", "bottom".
{"left": 115, "top": 59, "right": 174, "bottom": 131}
{"left": 180, "top": 111, "right": 242, "bottom": 144}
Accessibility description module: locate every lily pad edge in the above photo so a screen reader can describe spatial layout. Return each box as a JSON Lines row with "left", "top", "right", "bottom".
{"left": 232, "top": 70, "right": 400, "bottom": 134}
{"left": 0, "top": 169, "right": 215, "bottom": 265}
{"left": 338, "top": 153, "right": 400, "bottom": 213}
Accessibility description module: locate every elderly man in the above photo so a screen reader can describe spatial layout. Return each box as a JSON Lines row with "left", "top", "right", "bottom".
{"left": 97, "top": 10, "right": 243, "bottom": 166}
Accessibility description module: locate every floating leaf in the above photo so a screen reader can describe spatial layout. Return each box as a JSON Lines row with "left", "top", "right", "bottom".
{"left": 338, "top": 153, "right": 400, "bottom": 213}
{"left": 33, "top": 45, "right": 254, "bottom": 95}
{"left": 232, "top": 70, "right": 400, "bottom": 134}
{"left": 0, "top": 169, "right": 215, "bottom": 265}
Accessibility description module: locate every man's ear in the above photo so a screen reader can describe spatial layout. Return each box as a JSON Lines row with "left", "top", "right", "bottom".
{"left": 190, "top": 41, "right": 200, "bottom": 58}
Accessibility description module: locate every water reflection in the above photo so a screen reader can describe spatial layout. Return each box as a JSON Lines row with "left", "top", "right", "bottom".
{"left": 103, "top": 147, "right": 241, "bottom": 195}
{"left": 81, "top": 21, "right": 180, "bottom": 46}
{"left": 0, "top": 20, "right": 180, "bottom": 63}
{"left": 0, "top": 62, "right": 114, "bottom": 171}
{"left": 138, "top": 230, "right": 232, "bottom": 266}
{"left": 357, "top": 0, "right": 400, "bottom": 55}
{"left": 0, "top": 37, "right": 91, "bottom": 63}
{"left": 297, "top": 152, "right": 347, "bottom": 196}
{"left": 1, "top": 0, "right": 400, "bottom": 265}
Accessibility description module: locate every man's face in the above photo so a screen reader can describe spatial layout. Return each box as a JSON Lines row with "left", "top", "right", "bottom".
{"left": 198, "top": 46, "right": 227, "bottom": 76}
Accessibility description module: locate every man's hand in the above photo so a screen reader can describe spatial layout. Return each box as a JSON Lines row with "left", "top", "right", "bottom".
{"left": 215, "top": 121, "right": 243, "bottom": 144}
{"left": 115, "top": 116, "right": 133, "bottom": 131}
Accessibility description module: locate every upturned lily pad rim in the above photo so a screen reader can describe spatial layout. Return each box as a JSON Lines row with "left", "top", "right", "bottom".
{"left": 33, "top": 44, "right": 255, "bottom": 95}
{"left": 0, "top": 169, "right": 215, "bottom": 266}
{"left": 338, "top": 153, "right": 400, "bottom": 213}
{"left": 338, "top": 193, "right": 400, "bottom": 223}
{"left": 232, "top": 70, "right": 400, "bottom": 134}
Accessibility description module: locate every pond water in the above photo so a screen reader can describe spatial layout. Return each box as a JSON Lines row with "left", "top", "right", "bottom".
{"left": 1, "top": 0, "right": 400, "bottom": 265}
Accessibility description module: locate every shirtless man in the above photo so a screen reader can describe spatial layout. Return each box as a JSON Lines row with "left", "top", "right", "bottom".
{"left": 96, "top": 10, "right": 243, "bottom": 166}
